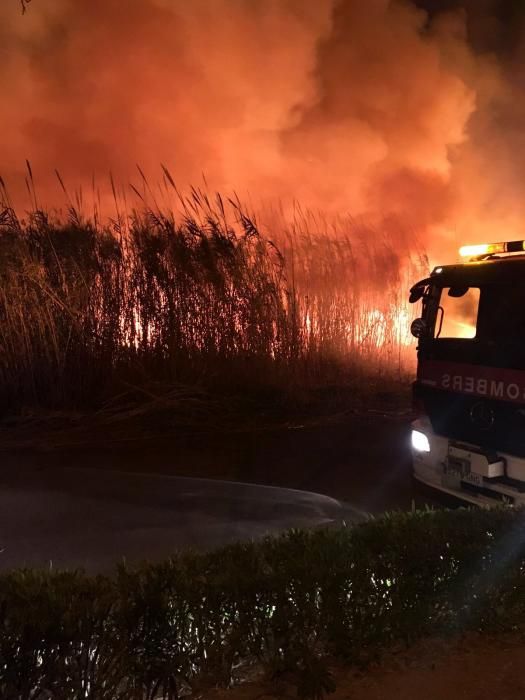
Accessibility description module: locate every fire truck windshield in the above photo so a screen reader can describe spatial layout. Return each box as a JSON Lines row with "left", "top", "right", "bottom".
{"left": 436, "top": 286, "right": 479, "bottom": 339}
{"left": 433, "top": 283, "right": 525, "bottom": 342}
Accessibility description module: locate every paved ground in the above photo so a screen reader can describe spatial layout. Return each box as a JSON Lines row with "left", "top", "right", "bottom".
{"left": 204, "top": 632, "right": 525, "bottom": 700}
{"left": 0, "top": 467, "right": 365, "bottom": 572}
{"left": 0, "top": 412, "right": 417, "bottom": 572}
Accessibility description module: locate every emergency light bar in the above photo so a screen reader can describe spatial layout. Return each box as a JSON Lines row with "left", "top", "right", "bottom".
{"left": 459, "top": 240, "right": 525, "bottom": 258}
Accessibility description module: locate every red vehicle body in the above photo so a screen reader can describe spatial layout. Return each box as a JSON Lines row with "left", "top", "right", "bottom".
{"left": 410, "top": 242, "right": 525, "bottom": 505}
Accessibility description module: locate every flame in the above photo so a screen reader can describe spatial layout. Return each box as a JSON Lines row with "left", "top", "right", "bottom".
{"left": 5, "top": 0, "right": 520, "bottom": 374}
{"left": 357, "top": 306, "right": 414, "bottom": 349}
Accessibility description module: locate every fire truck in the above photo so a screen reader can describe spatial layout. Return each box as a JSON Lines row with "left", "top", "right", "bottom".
{"left": 410, "top": 240, "right": 525, "bottom": 506}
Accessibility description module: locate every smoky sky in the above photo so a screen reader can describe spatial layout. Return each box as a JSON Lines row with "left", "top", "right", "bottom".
{"left": 2, "top": 0, "right": 525, "bottom": 257}
{"left": 417, "top": 0, "right": 525, "bottom": 53}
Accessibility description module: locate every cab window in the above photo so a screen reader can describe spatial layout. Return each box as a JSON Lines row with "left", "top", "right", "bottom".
{"left": 477, "top": 284, "right": 525, "bottom": 340}
{"left": 436, "top": 286, "right": 480, "bottom": 339}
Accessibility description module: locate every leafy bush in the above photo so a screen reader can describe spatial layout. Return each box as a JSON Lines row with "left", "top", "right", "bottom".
{"left": 2, "top": 507, "right": 525, "bottom": 698}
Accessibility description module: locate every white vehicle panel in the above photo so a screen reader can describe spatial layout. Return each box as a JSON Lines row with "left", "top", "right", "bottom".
{"left": 411, "top": 418, "right": 525, "bottom": 506}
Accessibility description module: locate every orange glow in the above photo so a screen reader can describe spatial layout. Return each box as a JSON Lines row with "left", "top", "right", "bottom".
{"left": 2, "top": 1, "right": 523, "bottom": 372}
{"left": 459, "top": 241, "right": 525, "bottom": 259}
{"left": 459, "top": 243, "right": 494, "bottom": 258}
{"left": 0, "top": 0, "right": 492, "bottom": 247}
{"left": 356, "top": 306, "right": 415, "bottom": 349}
{"left": 439, "top": 287, "right": 479, "bottom": 340}
{"left": 446, "top": 319, "right": 477, "bottom": 339}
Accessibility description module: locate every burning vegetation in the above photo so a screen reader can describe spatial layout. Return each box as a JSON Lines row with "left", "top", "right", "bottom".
{"left": 0, "top": 176, "right": 423, "bottom": 413}
{"left": 1, "top": 0, "right": 523, "bottom": 410}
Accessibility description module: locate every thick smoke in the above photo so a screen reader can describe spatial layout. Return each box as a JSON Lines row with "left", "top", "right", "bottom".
{"left": 0, "top": 0, "right": 522, "bottom": 257}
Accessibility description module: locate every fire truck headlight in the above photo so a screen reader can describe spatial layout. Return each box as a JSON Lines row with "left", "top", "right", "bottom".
{"left": 411, "top": 429, "right": 430, "bottom": 452}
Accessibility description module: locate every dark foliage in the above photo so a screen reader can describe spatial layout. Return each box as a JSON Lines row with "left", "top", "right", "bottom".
{"left": 0, "top": 197, "right": 420, "bottom": 415}
{"left": 2, "top": 507, "right": 525, "bottom": 698}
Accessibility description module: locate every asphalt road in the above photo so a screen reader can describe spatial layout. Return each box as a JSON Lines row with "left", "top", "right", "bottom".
{"left": 0, "top": 412, "right": 415, "bottom": 572}
{"left": 0, "top": 467, "right": 366, "bottom": 572}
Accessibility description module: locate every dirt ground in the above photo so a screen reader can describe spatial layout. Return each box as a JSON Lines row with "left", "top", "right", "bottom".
{"left": 203, "top": 632, "right": 525, "bottom": 700}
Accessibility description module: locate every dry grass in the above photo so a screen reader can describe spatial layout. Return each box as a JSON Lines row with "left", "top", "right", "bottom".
{"left": 0, "top": 176, "right": 427, "bottom": 414}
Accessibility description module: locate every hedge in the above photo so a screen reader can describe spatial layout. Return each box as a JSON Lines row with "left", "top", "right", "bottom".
{"left": 2, "top": 507, "right": 525, "bottom": 699}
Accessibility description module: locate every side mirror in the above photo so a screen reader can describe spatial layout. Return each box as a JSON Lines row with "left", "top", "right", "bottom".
{"left": 411, "top": 318, "right": 428, "bottom": 338}
{"left": 408, "top": 277, "right": 431, "bottom": 304}
{"left": 408, "top": 278, "right": 431, "bottom": 304}
{"left": 409, "top": 286, "right": 425, "bottom": 304}
{"left": 448, "top": 286, "right": 469, "bottom": 298}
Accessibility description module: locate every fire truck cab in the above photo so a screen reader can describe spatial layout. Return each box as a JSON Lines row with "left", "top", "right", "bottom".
{"left": 410, "top": 240, "right": 525, "bottom": 506}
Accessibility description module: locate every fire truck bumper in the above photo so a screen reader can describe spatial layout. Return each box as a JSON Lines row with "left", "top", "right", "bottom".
{"left": 411, "top": 417, "right": 525, "bottom": 507}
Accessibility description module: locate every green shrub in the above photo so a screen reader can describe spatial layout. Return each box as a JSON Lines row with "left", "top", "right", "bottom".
{"left": 2, "top": 507, "right": 525, "bottom": 698}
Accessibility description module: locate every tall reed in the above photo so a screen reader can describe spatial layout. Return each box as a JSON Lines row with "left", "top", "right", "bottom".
{"left": 0, "top": 186, "right": 426, "bottom": 413}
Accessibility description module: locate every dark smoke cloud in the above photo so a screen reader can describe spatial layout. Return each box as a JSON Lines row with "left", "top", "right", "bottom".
{"left": 1, "top": 0, "right": 524, "bottom": 258}
{"left": 417, "top": 0, "right": 525, "bottom": 54}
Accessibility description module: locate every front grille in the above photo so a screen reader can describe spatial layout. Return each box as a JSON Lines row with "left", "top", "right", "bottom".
{"left": 423, "top": 389, "right": 525, "bottom": 458}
